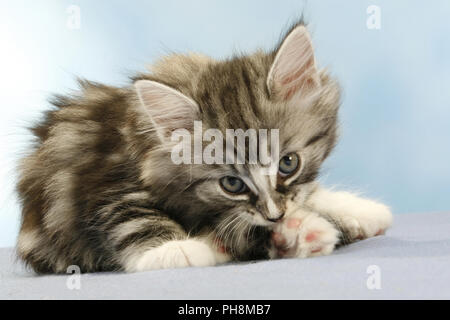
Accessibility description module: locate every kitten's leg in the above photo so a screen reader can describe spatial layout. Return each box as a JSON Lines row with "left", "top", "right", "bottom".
{"left": 305, "top": 185, "right": 393, "bottom": 243}
{"left": 270, "top": 204, "right": 340, "bottom": 259}
{"left": 105, "top": 208, "right": 226, "bottom": 272}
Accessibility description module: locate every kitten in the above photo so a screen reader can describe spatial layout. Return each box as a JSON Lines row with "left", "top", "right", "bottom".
{"left": 16, "top": 22, "right": 392, "bottom": 273}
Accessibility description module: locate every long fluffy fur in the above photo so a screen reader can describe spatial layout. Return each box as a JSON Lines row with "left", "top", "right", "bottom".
{"left": 16, "top": 23, "right": 341, "bottom": 273}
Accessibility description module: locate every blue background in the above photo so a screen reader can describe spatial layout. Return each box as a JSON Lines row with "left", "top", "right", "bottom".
{"left": 1, "top": 0, "right": 449, "bottom": 247}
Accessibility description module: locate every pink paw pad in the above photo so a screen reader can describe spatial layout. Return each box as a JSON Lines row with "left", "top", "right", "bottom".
{"left": 272, "top": 232, "right": 286, "bottom": 247}
{"left": 215, "top": 239, "right": 227, "bottom": 253}
{"left": 375, "top": 229, "right": 385, "bottom": 236}
{"left": 286, "top": 218, "right": 302, "bottom": 229}
{"left": 305, "top": 231, "right": 320, "bottom": 242}
{"left": 311, "top": 248, "right": 322, "bottom": 254}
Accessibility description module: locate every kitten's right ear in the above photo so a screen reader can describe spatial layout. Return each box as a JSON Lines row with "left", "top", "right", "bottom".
{"left": 134, "top": 80, "right": 199, "bottom": 142}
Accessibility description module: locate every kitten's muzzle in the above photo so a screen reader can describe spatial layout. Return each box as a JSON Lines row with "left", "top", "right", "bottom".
{"left": 255, "top": 199, "right": 286, "bottom": 223}
{"left": 266, "top": 212, "right": 285, "bottom": 223}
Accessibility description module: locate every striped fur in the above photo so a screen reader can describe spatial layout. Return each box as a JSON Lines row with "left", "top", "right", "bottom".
{"left": 16, "top": 21, "right": 342, "bottom": 273}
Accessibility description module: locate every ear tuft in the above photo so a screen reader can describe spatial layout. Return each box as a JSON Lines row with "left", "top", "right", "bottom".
{"left": 135, "top": 80, "right": 199, "bottom": 142}
{"left": 267, "top": 25, "right": 320, "bottom": 101}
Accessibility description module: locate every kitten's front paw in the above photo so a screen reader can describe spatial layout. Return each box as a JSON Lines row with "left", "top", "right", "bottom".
{"left": 338, "top": 202, "right": 393, "bottom": 242}
{"left": 271, "top": 210, "right": 339, "bottom": 259}
{"left": 307, "top": 188, "right": 393, "bottom": 243}
{"left": 127, "top": 239, "right": 216, "bottom": 272}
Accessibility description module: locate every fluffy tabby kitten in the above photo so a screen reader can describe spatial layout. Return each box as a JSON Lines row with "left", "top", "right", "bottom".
{"left": 16, "top": 22, "right": 392, "bottom": 273}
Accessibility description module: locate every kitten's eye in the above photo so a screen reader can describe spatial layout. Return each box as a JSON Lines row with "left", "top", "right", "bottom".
{"left": 278, "top": 153, "right": 300, "bottom": 177}
{"left": 220, "top": 176, "right": 248, "bottom": 194}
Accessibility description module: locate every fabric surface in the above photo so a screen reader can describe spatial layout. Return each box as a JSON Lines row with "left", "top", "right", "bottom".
{"left": 1, "top": 212, "right": 449, "bottom": 300}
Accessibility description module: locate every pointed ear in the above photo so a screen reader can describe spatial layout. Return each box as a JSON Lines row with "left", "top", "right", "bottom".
{"left": 267, "top": 25, "right": 320, "bottom": 101}
{"left": 135, "top": 80, "right": 199, "bottom": 142}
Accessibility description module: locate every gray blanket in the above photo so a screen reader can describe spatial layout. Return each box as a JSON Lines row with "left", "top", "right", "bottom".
{"left": 1, "top": 212, "right": 449, "bottom": 299}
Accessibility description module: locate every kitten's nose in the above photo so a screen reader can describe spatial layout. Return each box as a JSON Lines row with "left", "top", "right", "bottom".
{"left": 267, "top": 212, "right": 285, "bottom": 222}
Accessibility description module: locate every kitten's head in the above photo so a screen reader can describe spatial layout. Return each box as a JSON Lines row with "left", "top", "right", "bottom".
{"left": 133, "top": 23, "right": 340, "bottom": 258}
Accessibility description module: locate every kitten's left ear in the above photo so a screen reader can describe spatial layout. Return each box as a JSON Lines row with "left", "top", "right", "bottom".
{"left": 135, "top": 80, "right": 199, "bottom": 142}
{"left": 267, "top": 25, "right": 320, "bottom": 101}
